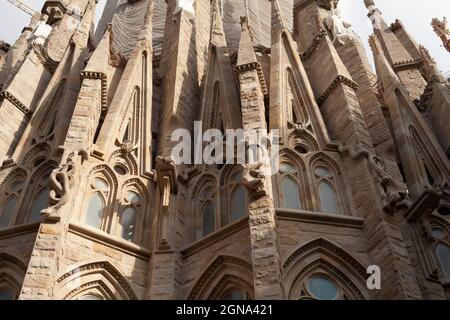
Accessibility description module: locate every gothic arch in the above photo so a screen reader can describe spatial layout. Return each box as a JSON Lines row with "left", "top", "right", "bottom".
{"left": 282, "top": 238, "right": 369, "bottom": 300}
{"left": 187, "top": 255, "right": 254, "bottom": 300}
{"left": 54, "top": 260, "right": 138, "bottom": 300}
{"left": 109, "top": 150, "right": 139, "bottom": 176}
{"left": 409, "top": 125, "right": 445, "bottom": 187}
{"left": 19, "top": 160, "right": 57, "bottom": 223}
{"left": 19, "top": 142, "right": 52, "bottom": 168}
{"left": 0, "top": 167, "right": 28, "bottom": 190}
{"left": 277, "top": 148, "right": 311, "bottom": 209}
{"left": 191, "top": 174, "right": 218, "bottom": 240}
{"left": 122, "top": 178, "right": 151, "bottom": 202}
{"left": 0, "top": 252, "right": 27, "bottom": 299}
{"left": 88, "top": 164, "right": 119, "bottom": 189}
{"left": 309, "top": 152, "right": 342, "bottom": 175}
{"left": 287, "top": 129, "right": 319, "bottom": 153}
{"left": 192, "top": 174, "right": 217, "bottom": 200}
{"left": 308, "top": 152, "right": 351, "bottom": 214}
{"left": 0, "top": 167, "right": 28, "bottom": 228}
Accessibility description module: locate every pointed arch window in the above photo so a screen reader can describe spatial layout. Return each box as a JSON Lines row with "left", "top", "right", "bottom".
{"left": 315, "top": 166, "right": 340, "bottom": 214}
{"left": 84, "top": 177, "right": 110, "bottom": 230}
{"left": 429, "top": 223, "right": 450, "bottom": 281}
{"left": 119, "top": 189, "right": 143, "bottom": 243}
{"left": 195, "top": 184, "right": 217, "bottom": 240}
{"left": 85, "top": 193, "right": 105, "bottom": 229}
{"left": 0, "top": 287, "right": 16, "bottom": 300}
{"left": 231, "top": 185, "right": 247, "bottom": 222}
{"left": 0, "top": 176, "right": 26, "bottom": 228}
{"left": 436, "top": 243, "right": 450, "bottom": 279}
{"left": 202, "top": 201, "right": 215, "bottom": 237}
{"left": 222, "top": 290, "right": 247, "bottom": 300}
{"left": 25, "top": 171, "right": 52, "bottom": 223}
{"left": 279, "top": 162, "right": 303, "bottom": 210}
{"left": 29, "top": 188, "right": 50, "bottom": 222}
{"left": 0, "top": 196, "right": 18, "bottom": 229}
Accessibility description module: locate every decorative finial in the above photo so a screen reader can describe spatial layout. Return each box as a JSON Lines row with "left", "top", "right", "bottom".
{"left": 364, "top": 0, "right": 376, "bottom": 9}
{"left": 240, "top": 16, "right": 249, "bottom": 31}
{"left": 431, "top": 17, "right": 450, "bottom": 53}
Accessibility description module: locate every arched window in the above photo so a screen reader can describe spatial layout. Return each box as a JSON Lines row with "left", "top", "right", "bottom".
{"left": 429, "top": 223, "right": 450, "bottom": 281}
{"left": 282, "top": 176, "right": 302, "bottom": 210}
{"left": 231, "top": 185, "right": 247, "bottom": 222}
{"left": 307, "top": 276, "right": 339, "bottom": 300}
{"left": 119, "top": 189, "right": 143, "bottom": 242}
{"left": 315, "top": 166, "right": 340, "bottom": 214}
{"left": 121, "top": 207, "right": 137, "bottom": 242}
{"left": 223, "top": 290, "right": 247, "bottom": 300}
{"left": 85, "top": 193, "right": 105, "bottom": 229}
{"left": 29, "top": 188, "right": 50, "bottom": 222}
{"left": 0, "top": 196, "right": 18, "bottom": 229}
{"left": 0, "top": 287, "right": 15, "bottom": 300}
{"left": 84, "top": 175, "right": 112, "bottom": 231}
{"left": 436, "top": 243, "right": 450, "bottom": 279}
{"left": 194, "top": 179, "right": 217, "bottom": 240}
{"left": 202, "top": 201, "right": 215, "bottom": 237}
{"left": 0, "top": 174, "right": 26, "bottom": 228}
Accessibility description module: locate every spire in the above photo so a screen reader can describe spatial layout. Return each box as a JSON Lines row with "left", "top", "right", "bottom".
{"left": 236, "top": 16, "right": 258, "bottom": 66}
{"left": 210, "top": 0, "right": 226, "bottom": 47}
{"left": 271, "top": 0, "right": 288, "bottom": 36}
{"left": 431, "top": 17, "right": 450, "bottom": 53}
{"left": 364, "top": 0, "right": 415, "bottom": 66}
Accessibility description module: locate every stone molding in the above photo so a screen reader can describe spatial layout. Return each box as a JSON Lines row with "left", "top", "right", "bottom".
{"left": 317, "top": 75, "right": 358, "bottom": 105}
{"left": 68, "top": 222, "right": 151, "bottom": 260}
{"left": 0, "top": 91, "right": 32, "bottom": 119}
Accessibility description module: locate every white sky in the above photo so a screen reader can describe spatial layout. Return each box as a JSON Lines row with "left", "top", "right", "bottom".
{"left": 0, "top": 0, "right": 449, "bottom": 72}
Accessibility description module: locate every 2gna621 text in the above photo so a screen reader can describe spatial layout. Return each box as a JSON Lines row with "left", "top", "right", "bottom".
{"left": 176, "top": 304, "right": 273, "bottom": 318}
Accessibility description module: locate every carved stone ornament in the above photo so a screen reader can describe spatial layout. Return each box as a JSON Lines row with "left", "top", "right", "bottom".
{"left": 431, "top": 17, "right": 450, "bottom": 53}
{"left": 42, "top": 146, "right": 90, "bottom": 220}
{"left": 324, "top": 5, "right": 353, "bottom": 45}
{"left": 338, "top": 144, "right": 410, "bottom": 213}
{"left": 241, "top": 163, "right": 267, "bottom": 199}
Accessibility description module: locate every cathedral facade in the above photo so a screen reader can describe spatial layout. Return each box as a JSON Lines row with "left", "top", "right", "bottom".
{"left": 0, "top": 0, "right": 449, "bottom": 300}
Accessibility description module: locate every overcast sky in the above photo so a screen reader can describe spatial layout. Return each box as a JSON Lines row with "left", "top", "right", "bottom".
{"left": 0, "top": 0, "right": 449, "bottom": 73}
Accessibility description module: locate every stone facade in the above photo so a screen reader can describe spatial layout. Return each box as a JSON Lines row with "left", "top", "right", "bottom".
{"left": 0, "top": 0, "right": 449, "bottom": 300}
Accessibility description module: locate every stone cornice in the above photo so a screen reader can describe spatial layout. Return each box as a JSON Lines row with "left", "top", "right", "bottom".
{"left": 392, "top": 58, "right": 423, "bottom": 72}
{"left": 0, "top": 91, "right": 33, "bottom": 119}
{"left": 181, "top": 217, "right": 249, "bottom": 258}
{"left": 276, "top": 208, "right": 365, "bottom": 229}
{"left": 317, "top": 75, "right": 359, "bottom": 105}
{"left": 68, "top": 222, "right": 151, "bottom": 260}
{"left": 0, "top": 222, "right": 41, "bottom": 240}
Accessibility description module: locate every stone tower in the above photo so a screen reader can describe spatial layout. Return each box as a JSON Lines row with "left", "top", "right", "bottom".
{"left": 0, "top": 0, "right": 449, "bottom": 300}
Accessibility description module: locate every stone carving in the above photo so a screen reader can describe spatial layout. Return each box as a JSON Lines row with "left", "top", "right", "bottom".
{"left": 241, "top": 163, "right": 267, "bottom": 199}
{"left": 338, "top": 144, "right": 410, "bottom": 213}
{"left": 325, "top": 4, "right": 353, "bottom": 44}
{"left": 431, "top": 17, "right": 450, "bottom": 53}
{"left": 42, "top": 147, "right": 89, "bottom": 219}
{"left": 418, "top": 45, "right": 446, "bottom": 83}
{"left": 174, "top": 0, "right": 195, "bottom": 21}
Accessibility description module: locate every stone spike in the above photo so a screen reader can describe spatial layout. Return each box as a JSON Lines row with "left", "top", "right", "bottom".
{"left": 271, "top": 0, "right": 288, "bottom": 37}
{"left": 236, "top": 16, "right": 258, "bottom": 67}
{"left": 210, "top": 0, "right": 227, "bottom": 47}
